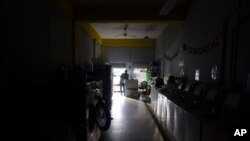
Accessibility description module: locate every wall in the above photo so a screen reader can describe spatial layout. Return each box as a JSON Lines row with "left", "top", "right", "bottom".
{"left": 2, "top": 1, "right": 76, "bottom": 139}
{"left": 156, "top": 0, "right": 238, "bottom": 84}
{"left": 235, "top": 2, "right": 250, "bottom": 90}
{"left": 49, "top": 0, "right": 73, "bottom": 81}
{"left": 95, "top": 42, "right": 101, "bottom": 58}
{"left": 183, "top": 0, "right": 236, "bottom": 83}
{"left": 75, "top": 22, "right": 94, "bottom": 70}
{"left": 103, "top": 46, "right": 155, "bottom": 63}
{"left": 156, "top": 23, "right": 185, "bottom": 81}
{"left": 2, "top": 0, "right": 73, "bottom": 87}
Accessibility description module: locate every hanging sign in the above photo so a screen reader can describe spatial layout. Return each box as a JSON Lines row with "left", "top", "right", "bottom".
{"left": 183, "top": 33, "right": 223, "bottom": 55}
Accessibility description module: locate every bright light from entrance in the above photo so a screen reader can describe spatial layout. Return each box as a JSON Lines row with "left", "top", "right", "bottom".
{"left": 112, "top": 68, "right": 126, "bottom": 93}
{"left": 133, "top": 68, "right": 147, "bottom": 84}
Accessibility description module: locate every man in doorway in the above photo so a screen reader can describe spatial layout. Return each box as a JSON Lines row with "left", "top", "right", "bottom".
{"left": 120, "top": 70, "right": 129, "bottom": 95}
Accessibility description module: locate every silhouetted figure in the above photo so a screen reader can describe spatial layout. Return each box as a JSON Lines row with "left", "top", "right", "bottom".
{"left": 155, "top": 76, "right": 164, "bottom": 89}
{"left": 120, "top": 70, "right": 129, "bottom": 95}
{"left": 166, "top": 75, "right": 178, "bottom": 92}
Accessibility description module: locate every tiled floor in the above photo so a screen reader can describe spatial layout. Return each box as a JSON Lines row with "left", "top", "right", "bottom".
{"left": 100, "top": 93, "right": 164, "bottom": 141}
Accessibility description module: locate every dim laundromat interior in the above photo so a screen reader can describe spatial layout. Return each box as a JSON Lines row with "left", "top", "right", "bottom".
{"left": 3, "top": 0, "right": 250, "bottom": 141}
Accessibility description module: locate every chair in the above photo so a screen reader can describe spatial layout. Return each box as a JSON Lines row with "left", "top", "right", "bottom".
{"left": 139, "top": 81, "right": 151, "bottom": 102}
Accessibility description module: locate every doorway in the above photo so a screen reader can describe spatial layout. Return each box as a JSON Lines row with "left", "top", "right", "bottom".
{"left": 133, "top": 68, "right": 147, "bottom": 84}
{"left": 112, "top": 67, "right": 126, "bottom": 93}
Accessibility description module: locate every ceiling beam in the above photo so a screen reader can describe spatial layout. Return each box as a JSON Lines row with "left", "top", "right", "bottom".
{"left": 73, "top": 5, "right": 187, "bottom": 21}
{"left": 54, "top": 0, "right": 74, "bottom": 18}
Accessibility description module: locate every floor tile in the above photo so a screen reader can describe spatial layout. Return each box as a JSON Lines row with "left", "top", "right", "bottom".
{"left": 100, "top": 93, "right": 164, "bottom": 141}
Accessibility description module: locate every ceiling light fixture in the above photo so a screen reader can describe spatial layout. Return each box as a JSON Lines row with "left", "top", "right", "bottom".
{"left": 113, "top": 24, "right": 136, "bottom": 38}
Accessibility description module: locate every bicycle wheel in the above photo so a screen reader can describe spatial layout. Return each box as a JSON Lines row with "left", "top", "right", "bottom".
{"left": 94, "top": 103, "right": 111, "bottom": 131}
{"left": 86, "top": 105, "right": 95, "bottom": 132}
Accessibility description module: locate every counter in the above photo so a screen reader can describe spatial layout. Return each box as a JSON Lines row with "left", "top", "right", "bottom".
{"left": 148, "top": 86, "right": 229, "bottom": 141}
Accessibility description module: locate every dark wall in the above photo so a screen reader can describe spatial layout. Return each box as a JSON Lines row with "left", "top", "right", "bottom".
{"left": 156, "top": 0, "right": 242, "bottom": 84}
{"left": 2, "top": 0, "right": 73, "bottom": 87}
{"left": 155, "top": 23, "right": 184, "bottom": 81}
{"left": 235, "top": 5, "right": 250, "bottom": 89}
{"left": 2, "top": 1, "right": 77, "bottom": 139}
{"left": 182, "top": 0, "right": 236, "bottom": 83}
{"left": 75, "top": 23, "right": 93, "bottom": 70}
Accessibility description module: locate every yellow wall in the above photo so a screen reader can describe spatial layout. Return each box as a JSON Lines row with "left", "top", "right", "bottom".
{"left": 78, "top": 22, "right": 156, "bottom": 57}
{"left": 102, "top": 39, "right": 156, "bottom": 47}
{"left": 78, "top": 22, "right": 102, "bottom": 45}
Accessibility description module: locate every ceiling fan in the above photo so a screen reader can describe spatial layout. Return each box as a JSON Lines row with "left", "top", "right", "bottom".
{"left": 113, "top": 24, "right": 136, "bottom": 38}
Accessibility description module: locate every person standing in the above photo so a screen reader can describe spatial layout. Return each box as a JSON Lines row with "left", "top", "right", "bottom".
{"left": 120, "top": 70, "right": 129, "bottom": 95}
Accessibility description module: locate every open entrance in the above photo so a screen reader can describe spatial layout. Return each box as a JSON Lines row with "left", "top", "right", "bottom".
{"left": 133, "top": 68, "right": 147, "bottom": 84}
{"left": 112, "top": 67, "right": 126, "bottom": 93}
